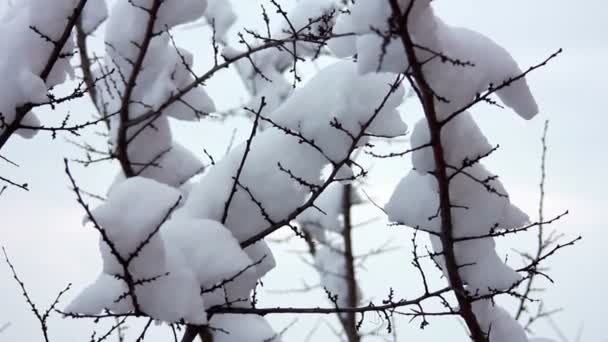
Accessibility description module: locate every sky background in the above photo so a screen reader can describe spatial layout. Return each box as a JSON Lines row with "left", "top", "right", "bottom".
{"left": 0, "top": 0, "right": 607, "bottom": 341}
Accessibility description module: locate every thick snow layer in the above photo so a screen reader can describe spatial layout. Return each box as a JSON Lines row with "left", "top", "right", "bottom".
{"left": 81, "top": 0, "right": 108, "bottom": 34}
{"left": 377, "top": 0, "right": 536, "bottom": 335}
{"left": 65, "top": 273, "right": 131, "bottom": 315}
{"left": 385, "top": 170, "right": 440, "bottom": 233}
{"left": 70, "top": 177, "right": 275, "bottom": 323}
{"left": 204, "top": 0, "right": 236, "bottom": 43}
{"left": 70, "top": 178, "right": 208, "bottom": 324}
{"left": 183, "top": 60, "right": 405, "bottom": 241}
{"left": 181, "top": 61, "right": 405, "bottom": 289}
{"left": 331, "top": 0, "right": 537, "bottom": 119}
{"left": 472, "top": 300, "right": 529, "bottom": 342}
{"left": 227, "top": 0, "right": 340, "bottom": 113}
{"left": 410, "top": 112, "right": 493, "bottom": 174}
{"left": 161, "top": 217, "right": 259, "bottom": 308}
{"left": 97, "top": 0, "right": 214, "bottom": 187}
{"left": 92, "top": 177, "right": 181, "bottom": 278}
{"left": 0, "top": 0, "right": 79, "bottom": 138}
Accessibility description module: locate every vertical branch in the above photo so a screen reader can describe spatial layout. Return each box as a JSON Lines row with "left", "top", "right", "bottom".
{"left": 387, "top": 1, "right": 486, "bottom": 341}
{"left": 221, "top": 97, "right": 266, "bottom": 224}
{"left": 75, "top": 17, "right": 108, "bottom": 128}
{"left": 116, "top": 0, "right": 163, "bottom": 177}
{"left": 76, "top": 18, "right": 99, "bottom": 110}
{"left": 515, "top": 120, "right": 550, "bottom": 320}
{"left": 341, "top": 183, "right": 361, "bottom": 342}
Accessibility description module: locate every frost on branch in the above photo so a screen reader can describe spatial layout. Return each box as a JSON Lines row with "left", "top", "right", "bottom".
{"left": 0, "top": 0, "right": 80, "bottom": 138}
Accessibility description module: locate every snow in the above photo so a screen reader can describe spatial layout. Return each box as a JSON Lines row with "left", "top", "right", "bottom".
{"left": 161, "top": 217, "right": 259, "bottom": 308}
{"left": 204, "top": 0, "right": 236, "bottom": 43}
{"left": 0, "top": 0, "right": 79, "bottom": 139}
{"left": 69, "top": 177, "right": 264, "bottom": 324}
{"left": 81, "top": 0, "right": 108, "bottom": 35}
{"left": 385, "top": 170, "right": 440, "bottom": 233}
{"left": 92, "top": 177, "right": 180, "bottom": 277}
{"left": 331, "top": 0, "right": 537, "bottom": 119}
{"left": 183, "top": 60, "right": 406, "bottom": 245}
{"left": 227, "top": 0, "right": 340, "bottom": 114}
{"left": 56, "top": 0, "right": 544, "bottom": 336}
{"left": 97, "top": 0, "right": 215, "bottom": 187}
{"left": 368, "top": 0, "right": 540, "bottom": 339}
{"left": 70, "top": 177, "right": 208, "bottom": 323}
{"left": 65, "top": 273, "right": 131, "bottom": 315}
{"left": 472, "top": 300, "right": 529, "bottom": 342}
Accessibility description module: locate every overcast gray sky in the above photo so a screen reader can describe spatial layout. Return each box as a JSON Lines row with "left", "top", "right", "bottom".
{"left": 0, "top": 0, "right": 606, "bottom": 341}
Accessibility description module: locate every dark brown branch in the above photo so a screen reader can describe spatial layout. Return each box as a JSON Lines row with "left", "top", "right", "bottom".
{"left": 116, "top": 0, "right": 164, "bottom": 177}
{"left": 387, "top": 1, "right": 486, "bottom": 340}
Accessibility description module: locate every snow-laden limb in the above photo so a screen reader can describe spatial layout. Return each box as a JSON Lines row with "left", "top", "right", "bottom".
{"left": 100, "top": 0, "right": 214, "bottom": 183}
{"left": 107, "top": 116, "right": 204, "bottom": 189}
{"left": 386, "top": 118, "right": 530, "bottom": 297}
{"left": 372, "top": 1, "right": 544, "bottom": 341}
{"left": 0, "top": 0, "right": 82, "bottom": 140}
{"left": 162, "top": 217, "right": 259, "bottom": 308}
{"left": 226, "top": 0, "right": 340, "bottom": 113}
{"left": 330, "top": 0, "right": 537, "bottom": 119}
{"left": 182, "top": 59, "right": 406, "bottom": 247}
{"left": 67, "top": 177, "right": 206, "bottom": 324}
{"left": 67, "top": 176, "right": 266, "bottom": 325}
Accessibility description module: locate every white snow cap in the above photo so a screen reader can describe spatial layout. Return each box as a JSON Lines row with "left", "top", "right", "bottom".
{"left": 204, "top": 0, "right": 236, "bottom": 43}
{"left": 69, "top": 177, "right": 274, "bottom": 324}
{"left": 331, "top": 0, "right": 538, "bottom": 119}
{"left": 69, "top": 177, "right": 207, "bottom": 324}
{"left": 0, "top": 0, "right": 80, "bottom": 139}
{"left": 183, "top": 60, "right": 406, "bottom": 242}
{"left": 81, "top": 0, "right": 108, "bottom": 34}
{"left": 98, "top": 0, "right": 214, "bottom": 187}
{"left": 378, "top": 0, "right": 537, "bottom": 338}
{"left": 161, "top": 217, "right": 260, "bottom": 308}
